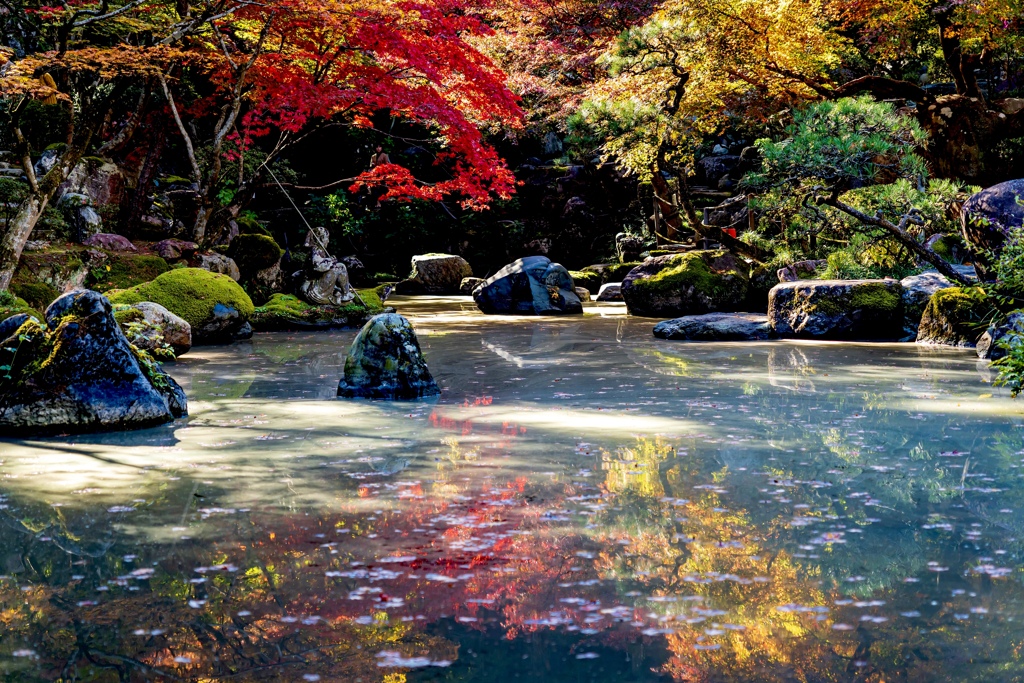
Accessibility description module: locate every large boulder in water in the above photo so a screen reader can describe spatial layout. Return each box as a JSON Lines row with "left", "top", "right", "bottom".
{"left": 337, "top": 313, "right": 440, "bottom": 399}
{"left": 0, "top": 290, "right": 186, "bottom": 435}
{"left": 621, "top": 250, "right": 748, "bottom": 318}
{"left": 916, "top": 287, "right": 991, "bottom": 347}
{"left": 473, "top": 256, "right": 582, "bottom": 315}
{"left": 900, "top": 266, "right": 977, "bottom": 336}
{"left": 960, "top": 179, "right": 1024, "bottom": 281}
{"left": 768, "top": 279, "right": 904, "bottom": 340}
{"left": 654, "top": 313, "right": 774, "bottom": 341}
{"left": 395, "top": 254, "right": 473, "bottom": 295}
{"left": 107, "top": 268, "right": 254, "bottom": 344}
{"left": 977, "top": 311, "right": 1024, "bottom": 360}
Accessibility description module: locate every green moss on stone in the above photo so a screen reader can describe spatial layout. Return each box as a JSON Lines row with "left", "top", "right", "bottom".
{"left": 235, "top": 214, "right": 271, "bottom": 236}
{"left": 228, "top": 234, "right": 283, "bottom": 279}
{"left": 633, "top": 251, "right": 740, "bottom": 297}
{"left": 849, "top": 282, "right": 901, "bottom": 313}
{"left": 918, "top": 286, "right": 992, "bottom": 346}
{"left": 107, "top": 268, "right": 254, "bottom": 329}
{"left": 569, "top": 270, "right": 601, "bottom": 294}
{"left": 251, "top": 289, "right": 383, "bottom": 330}
{"left": 0, "top": 291, "right": 42, "bottom": 322}
{"left": 86, "top": 254, "right": 170, "bottom": 292}
{"left": 11, "top": 281, "right": 59, "bottom": 312}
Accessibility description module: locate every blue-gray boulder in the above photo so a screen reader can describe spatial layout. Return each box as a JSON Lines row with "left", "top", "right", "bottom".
{"left": 0, "top": 290, "right": 187, "bottom": 435}
{"left": 473, "top": 256, "right": 582, "bottom": 315}
{"left": 337, "top": 313, "right": 440, "bottom": 400}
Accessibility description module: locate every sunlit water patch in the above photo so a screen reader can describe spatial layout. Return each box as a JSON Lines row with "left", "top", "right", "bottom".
{"left": 2, "top": 295, "right": 1024, "bottom": 682}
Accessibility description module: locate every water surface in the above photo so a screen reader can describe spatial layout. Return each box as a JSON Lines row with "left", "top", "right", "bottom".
{"left": 2, "top": 296, "right": 1023, "bottom": 682}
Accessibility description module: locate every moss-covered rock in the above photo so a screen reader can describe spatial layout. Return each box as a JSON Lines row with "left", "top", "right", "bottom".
{"left": 768, "top": 279, "right": 904, "bottom": 340}
{"left": 916, "top": 286, "right": 992, "bottom": 347}
{"left": 10, "top": 281, "right": 58, "bottom": 313}
{"left": 86, "top": 253, "right": 169, "bottom": 292}
{"left": 250, "top": 290, "right": 385, "bottom": 331}
{"left": 337, "top": 313, "right": 440, "bottom": 400}
{"left": 621, "top": 251, "right": 748, "bottom": 318}
{"left": 0, "top": 291, "right": 43, "bottom": 322}
{"left": 582, "top": 262, "right": 642, "bottom": 285}
{"left": 112, "top": 302, "right": 191, "bottom": 359}
{"left": 0, "top": 290, "right": 186, "bottom": 435}
{"left": 568, "top": 270, "right": 601, "bottom": 294}
{"left": 227, "top": 234, "right": 283, "bottom": 281}
{"left": 107, "top": 268, "right": 254, "bottom": 344}
{"left": 235, "top": 214, "right": 271, "bottom": 236}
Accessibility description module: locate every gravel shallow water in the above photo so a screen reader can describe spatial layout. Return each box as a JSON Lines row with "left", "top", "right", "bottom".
{"left": 2, "top": 295, "right": 1024, "bottom": 682}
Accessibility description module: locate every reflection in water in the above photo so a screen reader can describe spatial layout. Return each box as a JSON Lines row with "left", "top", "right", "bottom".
{"left": 2, "top": 296, "right": 1024, "bottom": 682}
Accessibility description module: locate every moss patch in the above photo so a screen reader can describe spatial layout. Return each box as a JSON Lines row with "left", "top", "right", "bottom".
{"left": 10, "top": 280, "right": 59, "bottom": 312}
{"left": 0, "top": 292, "right": 42, "bottom": 322}
{"left": 86, "top": 254, "right": 169, "bottom": 292}
{"left": 569, "top": 270, "right": 601, "bottom": 294}
{"left": 251, "top": 289, "right": 384, "bottom": 331}
{"left": 632, "top": 251, "right": 744, "bottom": 298}
{"left": 918, "top": 286, "right": 992, "bottom": 345}
{"left": 107, "top": 268, "right": 254, "bottom": 330}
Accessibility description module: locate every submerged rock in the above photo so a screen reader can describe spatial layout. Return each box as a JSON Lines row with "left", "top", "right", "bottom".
{"left": 473, "top": 256, "right": 582, "bottom": 315}
{"left": 768, "top": 279, "right": 904, "bottom": 340}
{"left": 396, "top": 254, "right": 473, "bottom": 294}
{"left": 337, "top": 313, "right": 440, "bottom": 400}
{"left": 107, "top": 268, "right": 254, "bottom": 344}
{"left": 977, "top": 312, "right": 1024, "bottom": 360}
{"left": 654, "top": 313, "right": 774, "bottom": 341}
{"left": 0, "top": 290, "right": 186, "bottom": 435}
{"left": 621, "top": 250, "right": 748, "bottom": 318}
{"left": 917, "top": 286, "right": 991, "bottom": 347}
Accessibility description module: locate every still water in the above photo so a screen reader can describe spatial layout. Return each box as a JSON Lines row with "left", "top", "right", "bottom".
{"left": 2, "top": 296, "right": 1024, "bottom": 682}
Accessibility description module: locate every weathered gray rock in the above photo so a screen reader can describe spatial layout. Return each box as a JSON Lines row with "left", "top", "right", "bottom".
{"left": 621, "top": 251, "right": 748, "bottom": 318}
{"left": 58, "top": 193, "right": 104, "bottom": 239}
{"left": 575, "top": 286, "right": 592, "bottom": 303}
{"left": 0, "top": 290, "right": 186, "bottom": 435}
{"left": 396, "top": 254, "right": 473, "bottom": 294}
{"left": 59, "top": 158, "right": 127, "bottom": 207}
{"left": 337, "top": 313, "right": 440, "bottom": 400}
{"left": 194, "top": 253, "right": 241, "bottom": 281}
{"left": 596, "top": 282, "right": 623, "bottom": 302}
{"left": 977, "top": 312, "right": 1024, "bottom": 360}
{"left": 126, "top": 302, "right": 192, "bottom": 356}
{"left": 916, "top": 287, "right": 990, "bottom": 347}
{"left": 654, "top": 313, "right": 774, "bottom": 341}
{"left": 900, "top": 266, "right": 978, "bottom": 336}
{"left": 83, "top": 233, "right": 137, "bottom": 252}
{"left": 153, "top": 239, "right": 198, "bottom": 260}
{"left": 0, "top": 314, "right": 36, "bottom": 341}
{"left": 960, "top": 179, "right": 1024, "bottom": 281}
{"left": 776, "top": 259, "right": 826, "bottom": 283}
{"left": 473, "top": 256, "right": 582, "bottom": 315}
{"left": 460, "top": 277, "right": 486, "bottom": 295}
{"left": 768, "top": 280, "right": 904, "bottom": 340}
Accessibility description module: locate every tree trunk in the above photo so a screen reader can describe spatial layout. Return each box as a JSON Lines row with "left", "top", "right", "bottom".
{"left": 0, "top": 197, "right": 45, "bottom": 291}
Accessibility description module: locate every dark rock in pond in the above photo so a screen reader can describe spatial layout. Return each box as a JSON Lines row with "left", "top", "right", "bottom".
{"left": 0, "top": 290, "right": 186, "bottom": 435}
{"left": 575, "top": 286, "right": 592, "bottom": 303}
{"left": 460, "top": 277, "right": 486, "bottom": 296}
{"left": 621, "top": 250, "right": 748, "bottom": 318}
{"left": 977, "top": 311, "right": 1024, "bottom": 360}
{"left": 960, "top": 179, "right": 1024, "bottom": 281}
{"left": 153, "top": 239, "right": 198, "bottom": 260}
{"left": 0, "top": 313, "right": 36, "bottom": 340}
{"left": 395, "top": 254, "right": 473, "bottom": 295}
{"left": 768, "top": 279, "right": 904, "bottom": 340}
{"left": 83, "top": 233, "right": 136, "bottom": 252}
{"left": 596, "top": 283, "right": 623, "bottom": 301}
{"left": 654, "top": 312, "right": 774, "bottom": 341}
{"left": 473, "top": 256, "right": 582, "bottom": 315}
{"left": 917, "top": 286, "right": 991, "bottom": 347}
{"left": 337, "top": 313, "right": 440, "bottom": 400}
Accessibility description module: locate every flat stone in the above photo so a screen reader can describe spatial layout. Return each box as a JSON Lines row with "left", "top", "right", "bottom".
{"left": 654, "top": 313, "right": 774, "bottom": 341}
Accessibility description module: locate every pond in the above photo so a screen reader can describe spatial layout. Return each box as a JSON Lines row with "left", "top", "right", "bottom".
{"left": 2, "top": 295, "right": 1023, "bottom": 682}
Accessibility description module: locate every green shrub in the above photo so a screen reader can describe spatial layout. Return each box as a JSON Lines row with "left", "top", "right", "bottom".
{"left": 107, "top": 268, "right": 254, "bottom": 329}
{"left": 994, "top": 332, "right": 1024, "bottom": 397}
